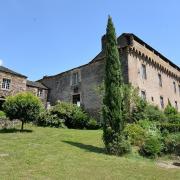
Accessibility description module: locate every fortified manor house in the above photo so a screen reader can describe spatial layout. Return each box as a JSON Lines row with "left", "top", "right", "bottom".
{"left": 0, "top": 33, "right": 180, "bottom": 119}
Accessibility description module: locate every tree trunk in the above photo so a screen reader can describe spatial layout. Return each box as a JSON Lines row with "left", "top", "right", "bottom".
{"left": 21, "top": 121, "right": 24, "bottom": 132}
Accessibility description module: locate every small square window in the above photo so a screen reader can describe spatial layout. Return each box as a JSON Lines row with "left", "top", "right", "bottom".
{"left": 141, "top": 90, "right": 146, "bottom": 100}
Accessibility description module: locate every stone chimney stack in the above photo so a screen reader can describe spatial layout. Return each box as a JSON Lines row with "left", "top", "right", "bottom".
{"left": 101, "top": 34, "right": 106, "bottom": 51}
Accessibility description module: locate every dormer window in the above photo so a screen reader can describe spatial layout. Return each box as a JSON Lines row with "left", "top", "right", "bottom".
{"left": 2, "top": 78, "right": 11, "bottom": 90}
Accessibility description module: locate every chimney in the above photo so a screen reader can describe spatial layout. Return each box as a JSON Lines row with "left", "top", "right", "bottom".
{"left": 101, "top": 34, "right": 106, "bottom": 51}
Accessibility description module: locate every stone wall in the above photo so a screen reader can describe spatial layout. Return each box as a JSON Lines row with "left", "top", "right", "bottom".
{"left": 40, "top": 59, "right": 105, "bottom": 120}
{"left": 26, "top": 86, "right": 48, "bottom": 106}
{"left": 39, "top": 33, "right": 180, "bottom": 120}
{"left": 127, "top": 39, "right": 180, "bottom": 110}
{"left": 0, "top": 71, "right": 26, "bottom": 98}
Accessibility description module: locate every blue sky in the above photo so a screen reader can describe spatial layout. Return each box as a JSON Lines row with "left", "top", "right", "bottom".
{"left": 0, "top": 0, "right": 179, "bottom": 80}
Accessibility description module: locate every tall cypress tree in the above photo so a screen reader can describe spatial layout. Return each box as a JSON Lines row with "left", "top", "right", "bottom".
{"left": 103, "top": 16, "right": 124, "bottom": 155}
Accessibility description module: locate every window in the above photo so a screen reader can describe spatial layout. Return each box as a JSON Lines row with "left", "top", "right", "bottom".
{"left": 141, "top": 64, "right": 147, "bottom": 79}
{"left": 2, "top": 78, "right": 11, "bottom": 90}
{"left": 72, "top": 72, "right": 79, "bottom": 85}
{"left": 37, "top": 89, "right": 43, "bottom": 97}
{"left": 160, "top": 96, "right": 164, "bottom": 109}
{"left": 72, "top": 94, "right": 80, "bottom": 107}
{"left": 175, "top": 101, "right": 178, "bottom": 110}
{"left": 158, "top": 73, "right": 162, "bottom": 87}
{"left": 141, "top": 90, "right": 146, "bottom": 100}
{"left": 173, "top": 81, "right": 176, "bottom": 93}
{"left": 151, "top": 97, "right": 154, "bottom": 102}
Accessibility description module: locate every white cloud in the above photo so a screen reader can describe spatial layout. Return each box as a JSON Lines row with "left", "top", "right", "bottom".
{"left": 0, "top": 59, "right": 3, "bottom": 66}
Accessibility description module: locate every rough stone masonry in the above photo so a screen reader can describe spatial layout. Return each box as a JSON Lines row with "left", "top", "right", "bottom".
{"left": 39, "top": 33, "right": 180, "bottom": 120}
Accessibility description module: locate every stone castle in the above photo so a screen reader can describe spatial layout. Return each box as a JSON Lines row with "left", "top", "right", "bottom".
{"left": 0, "top": 33, "right": 180, "bottom": 119}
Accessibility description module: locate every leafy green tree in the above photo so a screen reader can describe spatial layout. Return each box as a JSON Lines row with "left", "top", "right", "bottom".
{"left": 164, "top": 101, "right": 178, "bottom": 116}
{"left": 103, "top": 16, "right": 126, "bottom": 155}
{"left": 121, "top": 84, "right": 139, "bottom": 123}
{"left": 164, "top": 102, "right": 179, "bottom": 123}
{"left": 131, "top": 98, "right": 147, "bottom": 122}
{"left": 3, "top": 92, "right": 43, "bottom": 131}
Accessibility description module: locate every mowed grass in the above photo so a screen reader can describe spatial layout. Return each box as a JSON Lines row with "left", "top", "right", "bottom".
{"left": 0, "top": 124, "right": 179, "bottom": 180}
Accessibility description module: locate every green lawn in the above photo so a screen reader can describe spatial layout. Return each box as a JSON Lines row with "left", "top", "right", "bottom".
{"left": 0, "top": 124, "right": 179, "bottom": 180}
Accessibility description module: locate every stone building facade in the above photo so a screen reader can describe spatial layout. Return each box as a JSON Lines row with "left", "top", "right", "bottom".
{"left": 0, "top": 66, "right": 48, "bottom": 107}
{"left": 39, "top": 58, "right": 105, "bottom": 118}
{"left": 26, "top": 80, "right": 48, "bottom": 105}
{"left": 120, "top": 34, "right": 180, "bottom": 111}
{"left": 0, "top": 66, "right": 27, "bottom": 107}
{"left": 39, "top": 33, "right": 180, "bottom": 119}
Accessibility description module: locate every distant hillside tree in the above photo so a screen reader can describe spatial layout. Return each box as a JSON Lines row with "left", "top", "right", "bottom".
{"left": 103, "top": 16, "right": 130, "bottom": 155}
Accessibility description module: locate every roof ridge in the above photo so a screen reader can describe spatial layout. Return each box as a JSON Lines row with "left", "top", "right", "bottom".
{"left": 0, "top": 65, "right": 27, "bottom": 78}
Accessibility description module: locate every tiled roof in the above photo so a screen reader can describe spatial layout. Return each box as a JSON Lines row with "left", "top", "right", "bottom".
{"left": 0, "top": 66, "right": 27, "bottom": 78}
{"left": 27, "top": 80, "right": 48, "bottom": 89}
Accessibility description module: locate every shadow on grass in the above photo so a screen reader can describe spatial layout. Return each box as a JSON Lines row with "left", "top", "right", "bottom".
{"left": 0, "top": 128, "right": 33, "bottom": 133}
{"left": 63, "top": 140, "right": 105, "bottom": 154}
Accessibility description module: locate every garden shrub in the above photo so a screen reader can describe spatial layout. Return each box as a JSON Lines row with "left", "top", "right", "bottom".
{"left": 137, "top": 120, "right": 161, "bottom": 137}
{"left": 37, "top": 110, "right": 65, "bottom": 128}
{"left": 164, "top": 103, "right": 177, "bottom": 116}
{"left": 123, "top": 123, "right": 146, "bottom": 146}
{"left": 3, "top": 92, "right": 43, "bottom": 131}
{"left": 164, "top": 103, "right": 180, "bottom": 124}
{"left": 157, "top": 123, "right": 180, "bottom": 133}
{"left": 105, "top": 133, "right": 131, "bottom": 156}
{"left": 137, "top": 119, "right": 154, "bottom": 129}
{"left": 87, "top": 118, "right": 100, "bottom": 130}
{"left": 144, "top": 105, "right": 167, "bottom": 122}
{"left": 116, "top": 135, "right": 132, "bottom": 155}
{"left": 131, "top": 99, "right": 166, "bottom": 123}
{"left": 51, "top": 102, "right": 89, "bottom": 129}
{"left": 166, "top": 113, "right": 180, "bottom": 124}
{"left": 0, "top": 110, "right": 6, "bottom": 118}
{"left": 131, "top": 99, "right": 147, "bottom": 122}
{"left": 163, "top": 133, "right": 180, "bottom": 156}
{"left": 139, "top": 135, "right": 163, "bottom": 158}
